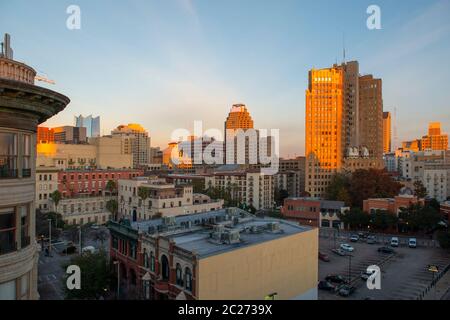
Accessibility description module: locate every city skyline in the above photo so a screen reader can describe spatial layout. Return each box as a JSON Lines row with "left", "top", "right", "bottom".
{"left": 1, "top": 0, "right": 450, "bottom": 157}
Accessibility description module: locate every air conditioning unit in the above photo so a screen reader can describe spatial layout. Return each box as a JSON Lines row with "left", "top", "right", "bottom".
{"left": 267, "top": 222, "right": 280, "bottom": 232}
{"left": 223, "top": 230, "right": 240, "bottom": 244}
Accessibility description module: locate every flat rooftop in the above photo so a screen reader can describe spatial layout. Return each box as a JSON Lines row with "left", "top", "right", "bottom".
{"left": 130, "top": 208, "right": 313, "bottom": 258}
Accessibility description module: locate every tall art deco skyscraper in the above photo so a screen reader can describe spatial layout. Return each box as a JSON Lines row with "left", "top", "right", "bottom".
{"left": 305, "top": 61, "right": 384, "bottom": 198}
{"left": 0, "top": 34, "right": 70, "bottom": 299}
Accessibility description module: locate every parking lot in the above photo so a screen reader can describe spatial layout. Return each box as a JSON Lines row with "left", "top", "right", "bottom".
{"left": 318, "top": 232, "right": 450, "bottom": 300}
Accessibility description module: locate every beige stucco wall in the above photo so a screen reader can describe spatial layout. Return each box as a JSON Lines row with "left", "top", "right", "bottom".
{"left": 197, "top": 228, "right": 318, "bottom": 300}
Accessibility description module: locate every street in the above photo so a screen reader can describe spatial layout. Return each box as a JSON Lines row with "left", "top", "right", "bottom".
{"left": 37, "top": 225, "right": 110, "bottom": 300}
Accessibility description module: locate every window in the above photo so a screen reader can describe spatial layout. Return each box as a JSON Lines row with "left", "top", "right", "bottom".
{"left": 20, "top": 205, "right": 29, "bottom": 249}
{"left": 150, "top": 252, "right": 155, "bottom": 272}
{"left": 185, "top": 267, "right": 192, "bottom": 292}
{"left": 143, "top": 249, "right": 149, "bottom": 268}
{"left": 0, "top": 132, "right": 18, "bottom": 178}
{"left": 0, "top": 208, "right": 16, "bottom": 255}
{"left": 130, "top": 242, "right": 137, "bottom": 259}
{"left": 112, "top": 236, "right": 118, "bottom": 249}
{"left": 176, "top": 264, "right": 183, "bottom": 286}
{"left": 161, "top": 255, "right": 169, "bottom": 280}
{"left": 0, "top": 280, "right": 16, "bottom": 300}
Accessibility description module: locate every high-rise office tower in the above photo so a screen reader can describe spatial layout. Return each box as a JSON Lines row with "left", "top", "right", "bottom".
{"left": 359, "top": 74, "right": 383, "bottom": 159}
{"left": 0, "top": 34, "right": 70, "bottom": 299}
{"left": 383, "top": 112, "right": 392, "bottom": 153}
{"left": 111, "top": 124, "right": 151, "bottom": 168}
{"left": 74, "top": 114, "right": 100, "bottom": 138}
{"left": 305, "top": 65, "right": 345, "bottom": 198}
{"left": 305, "top": 61, "right": 384, "bottom": 198}
{"left": 224, "top": 104, "right": 257, "bottom": 165}
{"left": 421, "top": 122, "right": 448, "bottom": 151}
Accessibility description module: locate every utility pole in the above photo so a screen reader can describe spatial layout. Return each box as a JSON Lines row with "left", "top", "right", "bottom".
{"left": 348, "top": 254, "right": 353, "bottom": 283}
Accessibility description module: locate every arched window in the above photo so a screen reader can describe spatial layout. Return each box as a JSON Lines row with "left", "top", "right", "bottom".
{"left": 161, "top": 255, "right": 169, "bottom": 280}
{"left": 143, "top": 249, "right": 149, "bottom": 268}
{"left": 150, "top": 252, "right": 155, "bottom": 272}
{"left": 185, "top": 267, "right": 192, "bottom": 292}
{"left": 176, "top": 264, "right": 183, "bottom": 286}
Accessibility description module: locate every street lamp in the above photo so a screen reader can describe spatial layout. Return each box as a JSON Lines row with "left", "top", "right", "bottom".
{"left": 113, "top": 261, "right": 120, "bottom": 299}
{"left": 78, "top": 226, "right": 82, "bottom": 255}
{"left": 348, "top": 254, "right": 353, "bottom": 283}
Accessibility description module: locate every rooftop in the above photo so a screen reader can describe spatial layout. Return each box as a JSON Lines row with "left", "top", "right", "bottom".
{"left": 125, "top": 208, "right": 312, "bottom": 258}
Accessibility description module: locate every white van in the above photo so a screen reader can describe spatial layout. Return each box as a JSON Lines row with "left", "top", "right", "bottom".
{"left": 390, "top": 237, "right": 399, "bottom": 247}
{"left": 82, "top": 246, "right": 96, "bottom": 254}
{"left": 408, "top": 238, "right": 417, "bottom": 248}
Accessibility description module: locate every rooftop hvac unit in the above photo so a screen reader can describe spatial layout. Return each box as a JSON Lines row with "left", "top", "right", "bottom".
{"left": 213, "top": 225, "right": 225, "bottom": 233}
{"left": 162, "top": 216, "right": 176, "bottom": 226}
{"left": 223, "top": 230, "right": 240, "bottom": 244}
{"left": 267, "top": 222, "right": 281, "bottom": 232}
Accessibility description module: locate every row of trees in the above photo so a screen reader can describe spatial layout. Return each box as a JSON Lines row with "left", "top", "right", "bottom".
{"left": 338, "top": 204, "right": 443, "bottom": 234}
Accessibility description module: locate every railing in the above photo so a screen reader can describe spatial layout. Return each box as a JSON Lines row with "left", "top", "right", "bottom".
{"left": 0, "top": 241, "right": 17, "bottom": 255}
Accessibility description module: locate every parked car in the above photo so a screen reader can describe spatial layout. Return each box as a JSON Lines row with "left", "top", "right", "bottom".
{"left": 367, "top": 235, "right": 376, "bottom": 244}
{"left": 318, "top": 280, "right": 336, "bottom": 291}
{"left": 331, "top": 248, "right": 347, "bottom": 256}
{"left": 90, "top": 224, "right": 100, "bottom": 230}
{"left": 360, "top": 270, "right": 376, "bottom": 281}
{"left": 325, "top": 274, "right": 348, "bottom": 285}
{"left": 340, "top": 243, "right": 354, "bottom": 252}
{"left": 82, "top": 246, "right": 96, "bottom": 254}
{"left": 358, "top": 232, "right": 368, "bottom": 239}
{"left": 408, "top": 238, "right": 417, "bottom": 248}
{"left": 378, "top": 246, "right": 395, "bottom": 254}
{"left": 338, "top": 284, "right": 356, "bottom": 297}
{"left": 350, "top": 234, "right": 359, "bottom": 242}
{"left": 390, "top": 237, "right": 399, "bottom": 247}
{"left": 319, "top": 252, "right": 330, "bottom": 262}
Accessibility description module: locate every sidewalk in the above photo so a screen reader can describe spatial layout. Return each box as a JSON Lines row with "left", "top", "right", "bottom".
{"left": 422, "top": 266, "right": 450, "bottom": 300}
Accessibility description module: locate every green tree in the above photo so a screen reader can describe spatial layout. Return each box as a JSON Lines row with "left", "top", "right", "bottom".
{"left": 369, "top": 210, "right": 398, "bottom": 231}
{"left": 192, "top": 179, "right": 205, "bottom": 193}
{"left": 274, "top": 188, "right": 289, "bottom": 206}
{"left": 105, "top": 180, "right": 117, "bottom": 196}
{"left": 63, "top": 249, "right": 114, "bottom": 299}
{"left": 413, "top": 180, "right": 427, "bottom": 198}
{"left": 398, "top": 204, "right": 441, "bottom": 233}
{"left": 338, "top": 207, "right": 369, "bottom": 230}
{"left": 326, "top": 173, "right": 351, "bottom": 201}
{"left": 336, "top": 188, "right": 351, "bottom": 206}
{"left": 138, "top": 187, "right": 149, "bottom": 218}
{"left": 35, "top": 209, "right": 62, "bottom": 239}
{"left": 106, "top": 199, "right": 118, "bottom": 221}
{"left": 49, "top": 190, "right": 62, "bottom": 213}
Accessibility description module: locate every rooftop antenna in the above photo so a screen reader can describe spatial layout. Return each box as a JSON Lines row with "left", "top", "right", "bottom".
{"left": 393, "top": 106, "right": 398, "bottom": 151}
{"left": 342, "top": 33, "right": 346, "bottom": 64}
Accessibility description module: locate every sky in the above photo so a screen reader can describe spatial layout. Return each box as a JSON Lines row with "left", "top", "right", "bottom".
{"left": 1, "top": 0, "right": 450, "bottom": 157}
